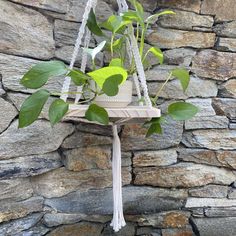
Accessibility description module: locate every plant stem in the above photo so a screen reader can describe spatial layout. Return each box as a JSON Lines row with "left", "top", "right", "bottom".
{"left": 136, "top": 23, "right": 139, "bottom": 42}
{"left": 51, "top": 91, "right": 83, "bottom": 96}
{"left": 92, "top": 59, "right": 96, "bottom": 71}
{"left": 111, "top": 34, "right": 114, "bottom": 58}
{"left": 153, "top": 72, "right": 172, "bottom": 104}
{"left": 139, "top": 28, "right": 145, "bottom": 58}
{"left": 142, "top": 51, "right": 149, "bottom": 64}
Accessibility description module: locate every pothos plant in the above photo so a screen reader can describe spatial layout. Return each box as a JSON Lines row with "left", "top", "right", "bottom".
{"left": 18, "top": 0, "right": 198, "bottom": 136}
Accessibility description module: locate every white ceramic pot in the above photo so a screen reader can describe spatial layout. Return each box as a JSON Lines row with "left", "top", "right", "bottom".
{"left": 93, "top": 80, "right": 133, "bottom": 108}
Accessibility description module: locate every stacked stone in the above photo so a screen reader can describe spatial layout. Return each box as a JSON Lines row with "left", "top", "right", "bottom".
{"left": 0, "top": 0, "right": 235, "bottom": 235}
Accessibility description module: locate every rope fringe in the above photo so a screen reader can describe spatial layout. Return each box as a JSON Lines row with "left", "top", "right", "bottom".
{"left": 110, "top": 124, "right": 126, "bottom": 232}
{"left": 60, "top": 0, "right": 152, "bottom": 232}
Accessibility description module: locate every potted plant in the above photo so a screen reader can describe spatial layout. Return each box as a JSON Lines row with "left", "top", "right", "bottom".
{"left": 18, "top": 0, "right": 198, "bottom": 136}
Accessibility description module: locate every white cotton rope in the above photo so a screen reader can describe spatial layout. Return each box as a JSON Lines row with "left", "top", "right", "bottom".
{"left": 60, "top": 0, "right": 152, "bottom": 232}
{"left": 74, "top": 28, "right": 92, "bottom": 103}
{"left": 128, "top": 25, "right": 152, "bottom": 107}
{"left": 111, "top": 124, "right": 126, "bottom": 232}
{"left": 60, "top": 0, "right": 97, "bottom": 102}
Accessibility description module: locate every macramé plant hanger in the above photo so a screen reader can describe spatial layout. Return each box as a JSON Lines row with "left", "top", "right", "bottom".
{"left": 61, "top": 0, "right": 160, "bottom": 231}
{"left": 18, "top": 0, "right": 199, "bottom": 232}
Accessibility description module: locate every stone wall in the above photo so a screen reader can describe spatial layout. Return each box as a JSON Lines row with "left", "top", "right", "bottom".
{"left": 0, "top": 0, "right": 236, "bottom": 235}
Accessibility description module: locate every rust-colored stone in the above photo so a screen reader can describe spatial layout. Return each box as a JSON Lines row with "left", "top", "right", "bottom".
{"left": 192, "top": 50, "right": 236, "bottom": 80}
{"left": 162, "top": 212, "right": 189, "bottom": 228}
{"left": 157, "top": 0, "right": 201, "bottom": 13}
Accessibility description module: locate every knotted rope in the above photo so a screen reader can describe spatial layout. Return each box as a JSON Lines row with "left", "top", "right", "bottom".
{"left": 60, "top": 0, "right": 152, "bottom": 232}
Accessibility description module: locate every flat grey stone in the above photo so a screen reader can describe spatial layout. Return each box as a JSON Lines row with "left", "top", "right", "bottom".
{"left": 213, "top": 98, "right": 236, "bottom": 119}
{"left": 0, "top": 152, "right": 62, "bottom": 179}
{"left": 192, "top": 50, "right": 236, "bottom": 80}
{"left": 10, "top": 0, "right": 68, "bottom": 13}
{"left": 219, "top": 79, "right": 236, "bottom": 98}
{"left": 0, "top": 120, "right": 74, "bottom": 159}
{"left": 147, "top": 76, "right": 218, "bottom": 99}
{"left": 147, "top": 28, "right": 215, "bottom": 49}
{"left": 54, "top": 20, "right": 95, "bottom": 47}
{"left": 63, "top": 147, "right": 111, "bottom": 171}
{"left": 0, "top": 53, "right": 64, "bottom": 94}
{"left": 161, "top": 226, "right": 194, "bottom": 236}
{"left": 102, "top": 222, "right": 135, "bottom": 236}
{"left": 0, "top": 1, "right": 54, "bottom": 59}
{"left": 228, "top": 188, "right": 236, "bottom": 199}
{"left": 214, "top": 21, "right": 236, "bottom": 38}
{"left": 217, "top": 37, "right": 236, "bottom": 52}
{"left": 121, "top": 117, "right": 183, "bottom": 151}
{"left": 186, "top": 197, "right": 236, "bottom": 208}
{"left": 145, "top": 65, "right": 183, "bottom": 82}
{"left": 17, "top": 224, "right": 50, "bottom": 236}
{"left": 201, "top": 0, "right": 236, "bottom": 21}
{"left": 55, "top": 45, "right": 104, "bottom": 70}
{"left": 31, "top": 167, "right": 131, "bottom": 198}
{"left": 0, "top": 213, "right": 43, "bottom": 236}
{"left": 135, "top": 163, "right": 236, "bottom": 188}
{"left": 0, "top": 197, "right": 43, "bottom": 223}
{"left": 45, "top": 186, "right": 187, "bottom": 215}
{"left": 192, "top": 217, "right": 236, "bottom": 236}
{"left": 0, "top": 98, "right": 17, "bottom": 134}
{"left": 43, "top": 213, "right": 111, "bottom": 227}
{"left": 133, "top": 149, "right": 177, "bottom": 167}
{"left": 0, "top": 79, "right": 5, "bottom": 96}
{"left": 138, "top": 0, "right": 157, "bottom": 12}
{"left": 137, "top": 211, "right": 190, "bottom": 228}
{"left": 189, "top": 185, "right": 228, "bottom": 198}
{"left": 0, "top": 178, "right": 33, "bottom": 201}
{"left": 137, "top": 227, "right": 161, "bottom": 236}
{"left": 62, "top": 131, "right": 112, "bottom": 149}
{"left": 205, "top": 207, "right": 236, "bottom": 217}
{"left": 164, "top": 48, "right": 196, "bottom": 66}
{"left": 182, "top": 129, "right": 236, "bottom": 150}
{"left": 156, "top": 0, "right": 201, "bottom": 13}
{"left": 46, "top": 0, "right": 113, "bottom": 23}
{"left": 185, "top": 116, "right": 228, "bottom": 130}
{"left": 178, "top": 149, "right": 236, "bottom": 169}
{"left": 47, "top": 222, "right": 103, "bottom": 236}
{"left": 186, "top": 98, "right": 216, "bottom": 117}
{"left": 76, "top": 122, "right": 114, "bottom": 137}
{"left": 158, "top": 9, "right": 213, "bottom": 31}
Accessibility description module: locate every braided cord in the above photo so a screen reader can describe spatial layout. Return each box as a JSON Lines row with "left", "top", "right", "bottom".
{"left": 60, "top": 0, "right": 97, "bottom": 102}
{"left": 74, "top": 28, "right": 91, "bottom": 103}
{"left": 117, "top": 0, "right": 129, "bottom": 12}
{"left": 129, "top": 25, "right": 152, "bottom": 107}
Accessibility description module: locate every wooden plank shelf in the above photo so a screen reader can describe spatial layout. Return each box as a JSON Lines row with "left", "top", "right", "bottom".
{"left": 67, "top": 105, "right": 161, "bottom": 118}
{"left": 64, "top": 105, "right": 161, "bottom": 124}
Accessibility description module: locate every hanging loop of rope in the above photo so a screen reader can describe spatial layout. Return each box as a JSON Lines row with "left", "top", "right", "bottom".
{"left": 60, "top": 0, "right": 97, "bottom": 102}
{"left": 60, "top": 0, "right": 153, "bottom": 232}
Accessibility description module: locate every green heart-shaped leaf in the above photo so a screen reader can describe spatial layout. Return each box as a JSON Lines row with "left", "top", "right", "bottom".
{"left": 146, "top": 10, "right": 175, "bottom": 24}
{"left": 172, "top": 69, "right": 190, "bottom": 92}
{"left": 68, "top": 69, "right": 90, "bottom": 86}
{"left": 148, "top": 47, "right": 164, "bottom": 64}
{"left": 146, "top": 123, "right": 162, "bottom": 137}
{"left": 85, "top": 104, "right": 109, "bottom": 125}
{"left": 49, "top": 99, "right": 69, "bottom": 126}
{"left": 87, "top": 9, "right": 104, "bottom": 36}
{"left": 88, "top": 66, "right": 128, "bottom": 88}
{"left": 100, "top": 15, "right": 131, "bottom": 33}
{"left": 102, "top": 74, "right": 123, "bottom": 96}
{"left": 168, "top": 102, "right": 198, "bottom": 121}
{"left": 109, "top": 58, "right": 123, "bottom": 67}
{"left": 19, "top": 89, "right": 50, "bottom": 128}
{"left": 21, "top": 61, "right": 67, "bottom": 89}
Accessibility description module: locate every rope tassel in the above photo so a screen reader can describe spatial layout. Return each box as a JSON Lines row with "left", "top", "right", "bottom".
{"left": 110, "top": 125, "right": 126, "bottom": 232}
